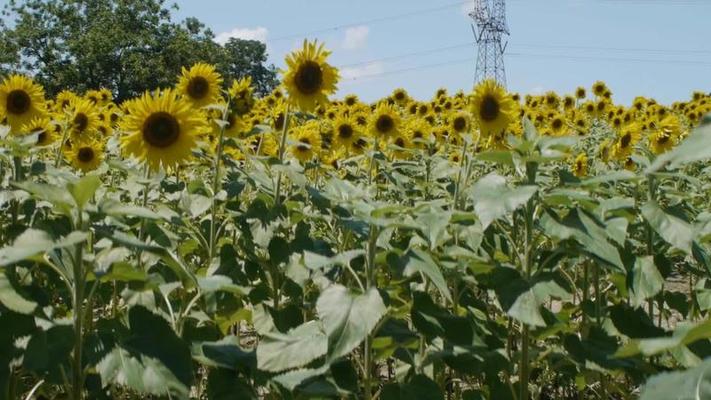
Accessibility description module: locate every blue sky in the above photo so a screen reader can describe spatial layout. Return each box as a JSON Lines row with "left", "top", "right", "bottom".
{"left": 12, "top": 0, "right": 711, "bottom": 105}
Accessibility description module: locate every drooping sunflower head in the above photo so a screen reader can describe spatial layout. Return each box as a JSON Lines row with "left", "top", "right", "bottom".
{"left": 21, "top": 117, "right": 55, "bottom": 147}
{"left": 470, "top": 79, "right": 515, "bottom": 138}
{"left": 228, "top": 76, "right": 255, "bottom": 116}
{"left": 369, "top": 102, "right": 401, "bottom": 139}
{"left": 649, "top": 115, "right": 681, "bottom": 154}
{"left": 177, "top": 63, "right": 224, "bottom": 108}
{"left": 290, "top": 121, "right": 322, "bottom": 163}
{"left": 282, "top": 40, "right": 339, "bottom": 112}
{"left": 67, "top": 138, "right": 104, "bottom": 173}
{"left": 0, "top": 74, "right": 47, "bottom": 134}
{"left": 120, "top": 89, "right": 207, "bottom": 171}
{"left": 571, "top": 152, "right": 588, "bottom": 177}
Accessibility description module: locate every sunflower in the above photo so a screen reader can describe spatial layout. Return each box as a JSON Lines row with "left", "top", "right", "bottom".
{"left": 177, "top": 63, "right": 224, "bottom": 109}
{"left": 470, "top": 79, "right": 515, "bottom": 138}
{"left": 612, "top": 123, "right": 641, "bottom": 160}
{"left": 0, "top": 74, "right": 47, "bottom": 133}
{"left": 344, "top": 94, "right": 359, "bottom": 107}
{"left": 571, "top": 152, "right": 588, "bottom": 177}
{"left": 21, "top": 117, "right": 55, "bottom": 147}
{"left": 290, "top": 121, "right": 322, "bottom": 162}
{"left": 406, "top": 118, "right": 432, "bottom": 149}
{"left": 392, "top": 88, "right": 409, "bottom": 105}
{"left": 450, "top": 111, "right": 471, "bottom": 135}
{"left": 68, "top": 98, "right": 100, "bottom": 139}
{"left": 120, "top": 89, "right": 207, "bottom": 171}
{"left": 369, "top": 102, "right": 401, "bottom": 139}
{"left": 599, "top": 138, "right": 612, "bottom": 162}
{"left": 573, "top": 115, "right": 589, "bottom": 136}
{"left": 390, "top": 131, "right": 412, "bottom": 159}
{"left": 592, "top": 81, "right": 608, "bottom": 97}
{"left": 575, "top": 87, "right": 586, "bottom": 99}
{"left": 55, "top": 90, "right": 78, "bottom": 112}
{"left": 332, "top": 114, "right": 361, "bottom": 150}
{"left": 282, "top": 40, "right": 339, "bottom": 112}
{"left": 649, "top": 115, "right": 681, "bottom": 154}
{"left": 549, "top": 113, "right": 568, "bottom": 136}
{"left": 563, "top": 95, "right": 575, "bottom": 110}
{"left": 244, "top": 132, "right": 278, "bottom": 157}
{"left": 228, "top": 76, "right": 255, "bottom": 117}
{"left": 67, "top": 139, "right": 104, "bottom": 172}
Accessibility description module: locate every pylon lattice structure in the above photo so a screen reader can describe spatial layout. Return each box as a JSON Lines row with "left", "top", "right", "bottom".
{"left": 469, "top": 0, "right": 509, "bottom": 87}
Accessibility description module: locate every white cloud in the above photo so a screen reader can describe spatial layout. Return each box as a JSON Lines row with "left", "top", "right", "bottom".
{"left": 215, "top": 26, "right": 268, "bottom": 45}
{"left": 342, "top": 26, "right": 369, "bottom": 50}
{"left": 340, "top": 62, "right": 385, "bottom": 81}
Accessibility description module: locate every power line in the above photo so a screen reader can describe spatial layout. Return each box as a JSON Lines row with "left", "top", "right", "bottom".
{"left": 336, "top": 42, "right": 711, "bottom": 70}
{"left": 339, "top": 52, "right": 711, "bottom": 84}
{"left": 270, "top": 1, "right": 470, "bottom": 42}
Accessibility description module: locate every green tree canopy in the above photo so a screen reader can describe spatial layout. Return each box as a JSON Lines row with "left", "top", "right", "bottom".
{"left": 0, "top": 0, "right": 279, "bottom": 102}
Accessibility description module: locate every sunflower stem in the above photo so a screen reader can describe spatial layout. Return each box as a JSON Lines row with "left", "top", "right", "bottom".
{"left": 274, "top": 104, "right": 291, "bottom": 207}
{"left": 208, "top": 101, "right": 230, "bottom": 261}
{"left": 71, "top": 207, "right": 85, "bottom": 400}
{"left": 452, "top": 140, "right": 468, "bottom": 210}
{"left": 55, "top": 122, "right": 69, "bottom": 168}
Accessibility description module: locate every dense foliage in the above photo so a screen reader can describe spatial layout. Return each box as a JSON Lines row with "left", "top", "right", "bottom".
{"left": 1, "top": 37, "right": 711, "bottom": 400}
{"left": 0, "top": 0, "right": 279, "bottom": 101}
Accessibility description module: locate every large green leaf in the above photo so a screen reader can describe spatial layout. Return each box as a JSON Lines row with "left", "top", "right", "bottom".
{"left": 0, "top": 271, "right": 36, "bottom": 314}
{"left": 639, "top": 357, "right": 711, "bottom": 400}
{"left": 316, "top": 285, "right": 386, "bottom": 361}
{"left": 0, "top": 229, "right": 87, "bottom": 267}
{"left": 630, "top": 256, "right": 664, "bottom": 308}
{"left": 67, "top": 174, "right": 102, "bottom": 209}
{"left": 97, "top": 305, "right": 194, "bottom": 397}
{"left": 642, "top": 200, "right": 694, "bottom": 255}
{"left": 256, "top": 320, "right": 328, "bottom": 373}
{"left": 403, "top": 249, "right": 452, "bottom": 302}
{"left": 97, "top": 347, "right": 190, "bottom": 399}
{"left": 469, "top": 173, "right": 537, "bottom": 229}
{"left": 647, "top": 121, "right": 711, "bottom": 172}
{"left": 616, "top": 319, "right": 711, "bottom": 358}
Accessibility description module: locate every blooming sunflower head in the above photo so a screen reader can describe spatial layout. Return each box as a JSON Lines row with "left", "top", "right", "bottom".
{"left": 228, "top": 76, "right": 255, "bottom": 117}
{"left": 67, "top": 98, "right": 100, "bottom": 139}
{"left": 67, "top": 138, "right": 104, "bottom": 173}
{"left": 333, "top": 114, "right": 361, "bottom": 150}
{"left": 120, "top": 89, "right": 207, "bottom": 171}
{"left": 369, "top": 102, "right": 401, "bottom": 139}
{"left": 0, "top": 74, "right": 47, "bottom": 134}
{"left": 177, "top": 63, "right": 224, "bottom": 109}
{"left": 21, "top": 117, "right": 55, "bottom": 147}
{"left": 470, "top": 80, "right": 515, "bottom": 138}
{"left": 290, "top": 121, "right": 322, "bottom": 163}
{"left": 282, "top": 40, "right": 339, "bottom": 112}
{"left": 450, "top": 111, "right": 471, "bottom": 135}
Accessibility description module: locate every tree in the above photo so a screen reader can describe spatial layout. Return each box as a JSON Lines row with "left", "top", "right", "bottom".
{"left": 0, "top": 0, "right": 279, "bottom": 102}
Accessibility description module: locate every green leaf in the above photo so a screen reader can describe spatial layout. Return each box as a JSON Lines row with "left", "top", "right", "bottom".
{"left": 630, "top": 256, "right": 664, "bottom": 308}
{"left": 403, "top": 249, "right": 452, "bottom": 302}
{"left": 616, "top": 319, "right": 711, "bottom": 358}
{"left": 639, "top": 357, "right": 711, "bottom": 400}
{"left": 13, "top": 181, "right": 75, "bottom": 215}
{"left": 271, "top": 365, "right": 330, "bottom": 391}
{"left": 206, "top": 369, "right": 257, "bottom": 400}
{"left": 67, "top": 174, "right": 101, "bottom": 209}
{"left": 381, "top": 375, "right": 444, "bottom": 400}
{"left": 0, "top": 229, "right": 88, "bottom": 267}
{"left": 302, "top": 250, "right": 365, "bottom": 271}
{"left": 316, "top": 285, "right": 386, "bottom": 361}
{"left": 97, "top": 347, "right": 190, "bottom": 399}
{"left": 122, "top": 306, "right": 194, "bottom": 387}
{"left": 256, "top": 320, "right": 328, "bottom": 372}
{"left": 647, "top": 122, "right": 711, "bottom": 172}
{"left": 642, "top": 200, "right": 694, "bottom": 255}
{"left": 0, "top": 271, "right": 37, "bottom": 314}
{"left": 469, "top": 173, "right": 537, "bottom": 229}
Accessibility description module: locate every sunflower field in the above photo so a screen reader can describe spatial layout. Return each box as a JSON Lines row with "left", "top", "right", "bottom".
{"left": 1, "top": 39, "right": 711, "bottom": 400}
